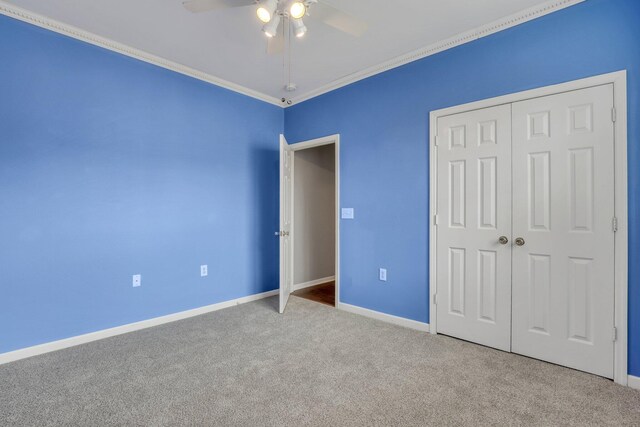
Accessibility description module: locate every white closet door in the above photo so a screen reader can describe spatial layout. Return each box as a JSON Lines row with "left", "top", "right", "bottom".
{"left": 511, "top": 85, "right": 615, "bottom": 378}
{"left": 436, "top": 105, "right": 512, "bottom": 351}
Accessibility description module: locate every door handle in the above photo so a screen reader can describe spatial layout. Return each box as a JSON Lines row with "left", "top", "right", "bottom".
{"left": 498, "top": 236, "right": 509, "bottom": 245}
{"left": 515, "top": 237, "right": 525, "bottom": 246}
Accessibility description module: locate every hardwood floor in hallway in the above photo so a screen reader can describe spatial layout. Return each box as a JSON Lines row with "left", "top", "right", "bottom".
{"left": 292, "top": 281, "right": 335, "bottom": 307}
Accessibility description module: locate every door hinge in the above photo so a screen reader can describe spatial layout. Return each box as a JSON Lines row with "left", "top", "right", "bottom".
{"left": 433, "top": 293, "right": 438, "bottom": 305}
{"left": 612, "top": 107, "right": 617, "bottom": 123}
{"left": 612, "top": 216, "right": 618, "bottom": 232}
{"left": 613, "top": 327, "right": 618, "bottom": 342}
{"left": 433, "top": 214, "right": 439, "bottom": 226}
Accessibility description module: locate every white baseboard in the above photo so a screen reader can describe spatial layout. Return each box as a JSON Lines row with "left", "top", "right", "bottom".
{"left": 337, "top": 302, "right": 430, "bottom": 332}
{"left": 628, "top": 375, "right": 640, "bottom": 390}
{"left": 292, "top": 276, "right": 335, "bottom": 291}
{"left": 0, "top": 289, "right": 278, "bottom": 365}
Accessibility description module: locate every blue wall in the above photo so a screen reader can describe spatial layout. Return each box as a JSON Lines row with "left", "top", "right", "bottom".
{"left": 285, "top": 0, "right": 640, "bottom": 374}
{"left": 3, "top": 0, "right": 640, "bottom": 376}
{"left": 0, "top": 15, "right": 283, "bottom": 353}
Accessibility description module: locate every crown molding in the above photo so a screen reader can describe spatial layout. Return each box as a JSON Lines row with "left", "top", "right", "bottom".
{"left": 0, "top": 1, "right": 284, "bottom": 107}
{"left": 0, "top": 0, "right": 584, "bottom": 108}
{"left": 289, "top": 0, "right": 585, "bottom": 105}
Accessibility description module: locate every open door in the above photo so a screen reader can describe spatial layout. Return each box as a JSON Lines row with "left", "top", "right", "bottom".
{"left": 279, "top": 135, "right": 293, "bottom": 313}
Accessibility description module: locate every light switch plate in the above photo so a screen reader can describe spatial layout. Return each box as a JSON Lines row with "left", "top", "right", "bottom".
{"left": 341, "top": 208, "right": 354, "bottom": 219}
{"left": 201, "top": 265, "right": 208, "bottom": 277}
{"left": 379, "top": 268, "right": 387, "bottom": 281}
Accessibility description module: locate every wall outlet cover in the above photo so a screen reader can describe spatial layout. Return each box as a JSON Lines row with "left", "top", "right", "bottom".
{"left": 132, "top": 274, "right": 141, "bottom": 287}
{"left": 201, "top": 265, "right": 208, "bottom": 277}
{"left": 341, "top": 208, "right": 355, "bottom": 219}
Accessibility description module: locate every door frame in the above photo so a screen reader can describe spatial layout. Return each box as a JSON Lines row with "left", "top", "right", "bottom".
{"left": 428, "top": 71, "right": 628, "bottom": 385}
{"left": 286, "top": 134, "right": 341, "bottom": 306}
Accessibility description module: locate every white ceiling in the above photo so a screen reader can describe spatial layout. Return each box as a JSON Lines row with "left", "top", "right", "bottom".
{"left": 3, "top": 0, "right": 577, "bottom": 104}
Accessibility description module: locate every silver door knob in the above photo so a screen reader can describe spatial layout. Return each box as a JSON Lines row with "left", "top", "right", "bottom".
{"left": 498, "top": 236, "right": 509, "bottom": 245}
{"left": 515, "top": 237, "right": 525, "bottom": 246}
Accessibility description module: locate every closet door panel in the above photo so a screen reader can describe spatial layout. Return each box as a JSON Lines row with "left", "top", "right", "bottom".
{"left": 511, "top": 84, "right": 615, "bottom": 378}
{"left": 436, "top": 104, "right": 512, "bottom": 351}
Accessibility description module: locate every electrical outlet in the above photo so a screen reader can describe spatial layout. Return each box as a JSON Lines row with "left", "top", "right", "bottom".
{"left": 200, "top": 265, "right": 208, "bottom": 277}
{"left": 379, "top": 268, "right": 387, "bottom": 281}
{"left": 341, "top": 208, "right": 355, "bottom": 219}
{"left": 132, "top": 274, "right": 141, "bottom": 287}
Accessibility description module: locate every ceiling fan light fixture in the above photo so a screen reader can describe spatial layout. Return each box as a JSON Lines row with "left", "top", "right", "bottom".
{"left": 292, "top": 18, "right": 307, "bottom": 38}
{"left": 257, "top": 0, "right": 278, "bottom": 23}
{"left": 262, "top": 13, "right": 281, "bottom": 37}
{"left": 289, "top": 1, "right": 306, "bottom": 19}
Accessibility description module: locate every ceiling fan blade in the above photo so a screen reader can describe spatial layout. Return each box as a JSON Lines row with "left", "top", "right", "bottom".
{"left": 267, "top": 31, "right": 284, "bottom": 55}
{"left": 313, "top": 1, "right": 368, "bottom": 37}
{"left": 183, "top": 0, "right": 255, "bottom": 13}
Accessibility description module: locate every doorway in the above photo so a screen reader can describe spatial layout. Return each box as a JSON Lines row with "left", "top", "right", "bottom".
{"left": 429, "top": 71, "right": 628, "bottom": 384}
{"left": 279, "top": 135, "right": 340, "bottom": 312}
{"left": 291, "top": 143, "right": 336, "bottom": 306}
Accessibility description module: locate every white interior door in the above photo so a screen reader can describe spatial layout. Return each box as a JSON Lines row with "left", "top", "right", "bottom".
{"left": 279, "top": 135, "right": 293, "bottom": 313}
{"left": 436, "top": 104, "right": 512, "bottom": 351}
{"left": 511, "top": 85, "right": 615, "bottom": 378}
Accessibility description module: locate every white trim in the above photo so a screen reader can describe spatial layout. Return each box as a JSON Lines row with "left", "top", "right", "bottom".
{"left": 338, "top": 303, "right": 430, "bottom": 333}
{"left": 289, "top": 134, "right": 341, "bottom": 306}
{"left": 429, "top": 107, "right": 439, "bottom": 336}
{"left": 0, "top": 289, "right": 278, "bottom": 365}
{"left": 0, "top": 0, "right": 583, "bottom": 108}
{"left": 628, "top": 375, "right": 640, "bottom": 391}
{"left": 0, "top": 1, "right": 283, "bottom": 107}
{"left": 290, "top": 0, "right": 584, "bottom": 105}
{"left": 290, "top": 134, "right": 340, "bottom": 151}
{"left": 613, "top": 71, "right": 629, "bottom": 387}
{"left": 293, "top": 276, "right": 336, "bottom": 291}
{"left": 428, "top": 70, "right": 628, "bottom": 385}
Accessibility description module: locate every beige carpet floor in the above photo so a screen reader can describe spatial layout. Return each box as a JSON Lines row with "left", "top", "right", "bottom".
{"left": 1, "top": 295, "right": 640, "bottom": 426}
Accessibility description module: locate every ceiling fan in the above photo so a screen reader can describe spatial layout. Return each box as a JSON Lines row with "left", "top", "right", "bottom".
{"left": 182, "top": 0, "right": 367, "bottom": 101}
{"left": 182, "top": 0, "right": 368, "bottom": 41}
